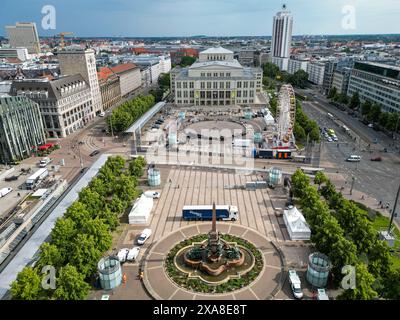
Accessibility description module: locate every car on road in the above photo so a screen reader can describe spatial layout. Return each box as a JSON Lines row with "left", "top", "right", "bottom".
{"left": 332, "top": 135, "right": 338, "bottom": 142}
{"left": 99, "top": 112, "right": 106, "bottom": 117}
{"left": 327, "top": 137, "right": 333, "bottom": 142}
{"left": 368, "top": 123, "right": 374, "bottom": 128}
{"left": 89, "top": 150, "right": 100, "bottom": 157}
{"left": 0, "top": 187, "right": 13, "bottom": 198}
{"left": 346, "top": 155, "right": 361, "bottom": 162}
{"left": 144, "top": 191, "right": 160, "bottom": 199}
{"left": 126, "top": 247, "right": 140, "bottom": 262}
{"left": 371, "top": 156, "right": 382, "bottom": 162}
{"left": 151, "top": 124, "right": 160, "bottom": 129}
{"left": 4, "top": 175, "right": 19, "bottom": 181}
{"left": 117, "top": 248, "right": 130, "bottom": 263}
{"left": 137, "top": 228, "right": 152, "bottom": 245}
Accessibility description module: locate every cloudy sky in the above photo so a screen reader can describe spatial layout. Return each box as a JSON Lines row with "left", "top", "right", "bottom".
{"left": 1, "top": 0, "right": 399, "bottom": 37}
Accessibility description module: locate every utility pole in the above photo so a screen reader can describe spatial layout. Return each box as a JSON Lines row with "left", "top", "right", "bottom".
{"left": 350, "top": 176, "right": 355, "bottom": 195}
{"left": 388, "top": 182, "right": 400, "bottom": 234}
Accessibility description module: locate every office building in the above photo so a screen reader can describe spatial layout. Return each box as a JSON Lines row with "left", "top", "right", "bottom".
{"left": 238, "top": 49, "right": 256, "bottom": 67}
{"left": 331, "top": 68, "right": 351, "bottom": 95}
{"left": 271, "top": 5, "right": 293, "bottom": 71}
{"left": 127, "top": 54, "right": 171, "bottom": 86}
{"left": 170, "top": 47, "right": 262, "bottom": 106}
{"left": 108, "top": 63, "right": 141, "bottom": 97}
{"left": 0, "top": 47, "right": 30, "bottom": 61}
{"left": 11, "top": 75, "right": 93, "bottom": 137}
{"left": 0, "top": 96, "right": 46, "bottom": 164}
{"left": 307, "top": 61, "right": 326, "bottom": 86}
{"left": 348, "top": 61, "right": 400, "bottom": 113}
{"left": 97, "top": 68, "right": 122, "bottom": 111}
{"left": 57, "top": 49, "right": 103, "bottom": 115}
{"left": 287, "top": 58, "right": 309, "bottom": 75}
{"left": 5, "top": 22, "right": 40, "bottom": 55}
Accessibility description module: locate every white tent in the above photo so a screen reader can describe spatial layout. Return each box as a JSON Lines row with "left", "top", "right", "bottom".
{"left": 283, "top": 206, "right": 311, "bottom": 240}
{"left": 264, "top": 112, "right": 275, "bottom": 125}
{"left": 128, "top": 194, "right": 153, "bottom": 224}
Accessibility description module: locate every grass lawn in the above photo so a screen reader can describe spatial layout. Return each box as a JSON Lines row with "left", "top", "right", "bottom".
{"left": 370, "top": 214, "right": 400, "bottom": 270}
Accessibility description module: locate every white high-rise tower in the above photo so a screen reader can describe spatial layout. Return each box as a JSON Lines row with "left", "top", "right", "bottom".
{"left": 57, "top": 49, "right": 103, "bottom": 115}
{"left": 271, "top": 4, "right": 293, "bottom": 71}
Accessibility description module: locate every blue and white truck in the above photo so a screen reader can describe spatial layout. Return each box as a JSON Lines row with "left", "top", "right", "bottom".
{"left": 182, "top": 205, "right": 238, "bottom": 221}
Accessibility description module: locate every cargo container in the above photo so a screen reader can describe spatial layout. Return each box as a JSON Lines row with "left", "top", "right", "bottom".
{"left": 182, "top": 205, "right": 238, "bottom": 221}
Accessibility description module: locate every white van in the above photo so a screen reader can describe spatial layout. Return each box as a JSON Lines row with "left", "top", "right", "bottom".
{"left": 346, "top": 155, "right": 361, "bottom": 162}
{"left": 0, "top": 187, "right": 13, "bottom": 198}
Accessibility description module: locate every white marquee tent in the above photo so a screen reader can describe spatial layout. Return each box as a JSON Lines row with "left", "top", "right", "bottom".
{"left": 128, "top": 194, "right": 153, "bottom": 224}
{"left": 283, "top": 206, "right": 311, "bottom": 240}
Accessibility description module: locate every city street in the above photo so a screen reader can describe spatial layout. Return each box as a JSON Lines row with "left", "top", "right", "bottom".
{"left": 301, "top": 99, "right": 400, "bottom": 213}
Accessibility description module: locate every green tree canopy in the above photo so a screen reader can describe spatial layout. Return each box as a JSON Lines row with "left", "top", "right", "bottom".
{"left": 337, "top": 263, "right": 378, "bottom": 300}
{"left": 53, "top": 265, "right": 90, "bottom": 300}
{"left": 349, "top": 91, "right": 360, "bottom": 109}
{"left": 11, "top": 267, "right": 42, "bottom": 300}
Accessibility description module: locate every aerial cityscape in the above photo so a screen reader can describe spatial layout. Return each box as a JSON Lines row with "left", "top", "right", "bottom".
{"left": 0, "top": 0, "right": 399, "bottom": 306}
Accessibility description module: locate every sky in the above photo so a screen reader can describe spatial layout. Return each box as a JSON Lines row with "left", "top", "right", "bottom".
{"left": 0, "top": 0, "right": 399, "bottom": 37}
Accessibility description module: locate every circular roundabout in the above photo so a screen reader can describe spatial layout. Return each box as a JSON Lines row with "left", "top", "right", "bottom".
{"left": 142, "top": 223, "right": 285, "bottom": 300}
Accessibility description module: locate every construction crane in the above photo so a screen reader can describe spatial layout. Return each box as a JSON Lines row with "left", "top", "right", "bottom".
{"left": 58, "top": 32, "right": 73, "bottom": 49}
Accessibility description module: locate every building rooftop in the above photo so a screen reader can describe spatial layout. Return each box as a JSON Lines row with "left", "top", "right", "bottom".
{"left": 200, "top": 46, "right": 234, "bottom": 54}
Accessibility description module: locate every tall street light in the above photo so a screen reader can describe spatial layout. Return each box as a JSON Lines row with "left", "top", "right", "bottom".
{"left": 388, "top": 182, "right": 400, "bottom": 234}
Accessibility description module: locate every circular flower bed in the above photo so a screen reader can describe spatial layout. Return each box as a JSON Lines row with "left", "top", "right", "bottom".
{"left": 165, "top": 234, "right": 264, "bottom": 294}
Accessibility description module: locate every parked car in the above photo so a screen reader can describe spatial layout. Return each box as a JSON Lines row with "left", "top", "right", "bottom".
{"left": 99, "top": 112, "right": 106, "bottom": 117}
{"left": 117, "top": 248, "right": 130, "bottom": 263}
{"left": 327, "top": 137, "right": 333, "bottom": 142}
{"left": 371, "top": 156, "right": 382, "bottom": 162}
{"left": 89, "top": 150, "right": 100, "bottom": 157}
{"left": 368, "top": 123, "right": 374, "bottom": 128}
{"left": 0, "top": 187, "right": 13, "bottom": 198}
{"left": 151, "top": 124, "right": 160, "bottom": 129}
{"left": 144, "top": 191, "right": 160, "bottom": 199}
{"left": 288, "top": 269, "right": 303, "bottom": 299}
{"left": 137, "top": 228, "right": 152, "bottom": 245}
{"left": 126, "top": 247, "right": 140, "bottom": 262}
{"left": 332, "top": 136, "right": 338, "bottom": 142}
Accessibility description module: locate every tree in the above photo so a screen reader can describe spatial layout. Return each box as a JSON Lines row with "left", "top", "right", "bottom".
{"left": 291, "top": 169, "right": 310, "bottom": 198}
{"left": 263, "top": 62, "right": 280, "bottom": 78}
{"left": 337, "top": 263, "right": 378, "bottom": 300}
{"left": 385, "top": 112, "right": 400, "bottom": 132}
{"left": 51, "top": 218, "right": 77, "bottom": 258}
{"left": 129, "top": 157, "right": 146, "bottom": 177}
{"left": 361, "top": 100, "right": 372, "bottom": 116}
{"left": 367, "top": 103, "right": 381, "bottom": 123}
{"left": 328, "top": 87, "right": 337, "bottom": 99}
{"left": 349, "top": 91, "right": 360, "bottom": 110}
{"left": 378, "top": 112, "right": 389, "bottom": 128}
{"left": 36, "top": 242, "right": 64, "bottom": 270}
{"left": 69, "top": 234, "right": 102, "bottom": 278}
{"left": 287, "top": 70, "right": 309, "bottom": 88}
{"left": 293, "top": 123, "right": 306, "bottom": 142}
{"left": 180, "top": 56, "right": 196, "bottom": 66}
{"left": 11, "top": 267, "right": 43, "bottom": 300}
{"left": 53, "top": 265, "right": 90, "bottom": 300}
{"left": 158, "top": 73, "right": 170, "bottom": 88}
{"left": 80, "top": 218, "right": 113, "bottom": 253}
{"left": 314, "top": 171, "right": 328, "bottom": 190}
{"left": 381, "top": 269, "right": 400, "bottom": 299}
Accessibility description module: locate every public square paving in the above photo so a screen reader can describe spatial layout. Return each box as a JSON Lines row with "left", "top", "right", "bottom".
{"left": 87, "top": 165, "right": 316, "bottom": 300}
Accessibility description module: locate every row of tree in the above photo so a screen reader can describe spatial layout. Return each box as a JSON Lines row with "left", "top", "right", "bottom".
{"left": 291, "top": 169, "right": 399, "bottom": 299}
{"left": 11, "top": 156, "right": 147, "bottom": 300}
{"left": 107, "top": 95, "right": 155, "bottom": 133}
{"left": 293, "top": 100, "right": 321, "bottom": 144}
{"left": 328, "top": 88, "right": 400, "bottom": 133}
{"left": 262, "top": 62, "right": 309, "bottom": 89}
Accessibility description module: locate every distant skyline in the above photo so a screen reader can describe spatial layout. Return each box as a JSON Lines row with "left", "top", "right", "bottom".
{"left": 1, "top": 0, "right": 399, "bottom": 38}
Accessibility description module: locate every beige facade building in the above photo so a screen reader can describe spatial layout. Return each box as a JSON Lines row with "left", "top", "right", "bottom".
{"left": 5, "top": 22, "right": 40, "bottom": 55}
{"left": 171, "top": 47, "right": 262, "bottom": 106}
{"left": 57, "top": 49, "right": 103, "bottom": 115}
{"left": 109, "top": 63, "right": 142, "bottom": 97}
{"left": 11, "top": 75, "right": 94, "bottom": 138}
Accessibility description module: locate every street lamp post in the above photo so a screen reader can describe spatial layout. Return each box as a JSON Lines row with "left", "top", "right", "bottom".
{"left": 388, "top": 182, "right": 400, "bottom": 233}
{"left": 350, "top": 176, "right": 355, "bottom": 195}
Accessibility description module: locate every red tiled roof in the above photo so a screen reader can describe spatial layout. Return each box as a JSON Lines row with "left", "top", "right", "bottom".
{"left": 110, "top": 63, "right": 138, "bottom": 74}
{"left": 98, "top": 67, "right": 114, "bottom": 81}
{"left": 6, "top": 57, "right": 22, "bottom": 64}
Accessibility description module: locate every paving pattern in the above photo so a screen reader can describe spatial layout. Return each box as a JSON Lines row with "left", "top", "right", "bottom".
{"left": 142, "top": 224, "right": 284, "bottom": 300}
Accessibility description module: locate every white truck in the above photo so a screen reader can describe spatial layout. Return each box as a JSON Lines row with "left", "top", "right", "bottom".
{"left": 39, "top": 157, "right": 52, "bottom": 168}
{"left": 288, "top": 269, "right": 303, "bottom": 299}
{"left": 0, "top": 187, "right": 13, "bottom": 198}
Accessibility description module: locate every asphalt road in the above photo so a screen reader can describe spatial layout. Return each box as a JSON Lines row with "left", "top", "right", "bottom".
{"left": 301, "top": 97, "right": 400, "bottom": 215}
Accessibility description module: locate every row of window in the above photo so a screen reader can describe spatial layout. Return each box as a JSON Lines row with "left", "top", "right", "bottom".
{"left": 176, "top": 81, "right": 256, "bottom": 89}
{"left": 200, "top": 72, "right": 231, "bottom": 78}
{"left": 176, "top": 90, "right": 254, "bottom": 99}
{"left": 175, "top": 99, "right": 254, "bottom": 105}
